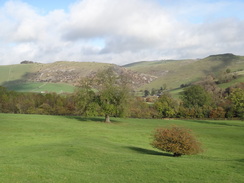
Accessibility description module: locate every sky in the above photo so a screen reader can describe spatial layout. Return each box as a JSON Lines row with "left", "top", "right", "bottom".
{"left": 0, "top": 0, "right": 243, "bottom": 65}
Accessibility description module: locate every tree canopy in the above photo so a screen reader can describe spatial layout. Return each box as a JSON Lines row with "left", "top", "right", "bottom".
{"left": 181, "top": 85, "right": 213, "bottom": 108}
{"left": 154, "top": 93, "right": 178, "bottom": 118}
{"left": 76, "top": 67, "right": 132, "bottom": 122}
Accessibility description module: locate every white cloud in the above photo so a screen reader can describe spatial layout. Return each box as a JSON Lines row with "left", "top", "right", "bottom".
{"left": 0, "top": 0, "right": 243, "bottom": 65}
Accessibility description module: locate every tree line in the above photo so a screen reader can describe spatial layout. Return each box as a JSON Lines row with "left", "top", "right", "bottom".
{"left": 0, "top": 68, "right": 243, "bottom": 121}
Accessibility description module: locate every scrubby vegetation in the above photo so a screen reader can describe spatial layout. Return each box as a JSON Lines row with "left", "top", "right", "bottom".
{"left": 0, "top": 79, "right": 243, "bottom": 120}
{"left": 151, "top": 126, "right": 203, "bottom": 157}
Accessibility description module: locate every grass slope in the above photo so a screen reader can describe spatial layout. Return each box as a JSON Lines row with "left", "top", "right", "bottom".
{"left": 168, "top": 75, "right": 244, "bottom": 98}
{"left": 0, "top": 113, "right": 243, "bottom": 183}
{"left": 125, "top": 54, "right": 244, "bottom": 90}
{"left": 1, "top": 54, "right": 243, "bottom": 93}
{"left": 5, "top": 82, "right": 76, "bottom": 93}
{"left": 218, "top": 76, "right": 244, "bottom": 89}
{"left": 0, "top": 64, "right": 36, "bottom": 84}
{"left": 0, "top": 62, "right": 112, "bottom": 93}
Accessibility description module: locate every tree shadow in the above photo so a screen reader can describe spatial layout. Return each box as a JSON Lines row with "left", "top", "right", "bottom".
{"left": 127, "top": 146, "right": 172, "bottom": 157}
{"left": 185, "top": 120, "right": 244, "bottom": 127}
{"left": 65, "top": 116, "right": 121, "bottom": 123}
{"left": 2, "top": 72, "right": 37, "bottom": 91}
{"left": 236, "top": 159, "right": 244, "bottom": 163}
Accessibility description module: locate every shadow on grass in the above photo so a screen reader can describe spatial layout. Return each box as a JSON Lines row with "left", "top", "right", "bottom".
{"left": 185, "top": 120, "right": 244, "bottom": 127}
{"left": 65, "top": 116, "right": 121, "bottom": 123}
{"left": 236, "top": 159, "right": 244, "bottom": 163}
{"left": 127, "top": 146, "right": 172, "bottom": 157}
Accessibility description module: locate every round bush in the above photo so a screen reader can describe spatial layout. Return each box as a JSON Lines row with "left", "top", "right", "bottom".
{"left": 151, "top": 126, "right": 203, "bottom": 157}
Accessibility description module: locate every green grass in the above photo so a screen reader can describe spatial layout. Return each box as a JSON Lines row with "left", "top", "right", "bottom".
{"left": 0, "top": 114, "right": 243, "bottom": 183}
{"left": 0, "top": 64, "right": 36, "bottom": 85}
{"left": 218, "top": 76, "right": 244, "bottom": 89}
{"left": 169, "top": 88, "right": 184, "bottom": 98}
{"left": 5, "top": 82, "right": 76, "bottom": 93}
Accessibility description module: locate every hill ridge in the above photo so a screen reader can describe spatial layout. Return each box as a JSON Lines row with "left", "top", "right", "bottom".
{"left": 0, "top": 53, "right": 243, "bottom": 92}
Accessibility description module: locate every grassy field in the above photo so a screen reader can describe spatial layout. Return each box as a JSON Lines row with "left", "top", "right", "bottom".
{"left": 0, "top": 114, "right": 243, "bottom": 183}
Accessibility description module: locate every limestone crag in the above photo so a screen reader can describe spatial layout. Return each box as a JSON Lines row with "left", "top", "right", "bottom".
{"left": 26, "top": 62, "right": 157, "bottom": 88}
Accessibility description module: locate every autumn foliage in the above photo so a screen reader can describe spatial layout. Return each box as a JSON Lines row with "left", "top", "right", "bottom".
{"left": 151, "top": 126, "right": 203, "bottom": 157}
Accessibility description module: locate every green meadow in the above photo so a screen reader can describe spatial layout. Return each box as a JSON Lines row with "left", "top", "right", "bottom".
{"left": 0, "top": 113, "right": 243, "bottom": 183}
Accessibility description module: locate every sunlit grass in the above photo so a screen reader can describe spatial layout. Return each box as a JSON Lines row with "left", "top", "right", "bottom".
{"left": 218, "top": 76, "right": 244, "bottom": 89}
{"left": 0, "top": 113, "right": 243, "bottom": 183}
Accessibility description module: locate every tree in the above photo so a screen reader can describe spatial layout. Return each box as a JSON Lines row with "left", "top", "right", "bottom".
{"left": 181, "top": 85, "right": 212, "bottom": 108}
{"left": 144, "top": 90, "right": 150, "bottom": 97}
{"left": 129, "top": 97, "right": 157, "bottom": 118}
{"left": 154, "top": 93, "right": 178, "bottom": 118}
{"left": 96, "top": 68, "right": 132, "bottom": 122}
{"left": 76, "top": 77, "right": 100, "bottom": 116}
{"left": 151, "top": 126, "right": 203, "bottom": 157}
{"left": 226, "top": 68, "right": 231, "bottom": 73}
{"left": 229, "top": 88, "right": 244, "bottom": 119}
{"left": 151, "top": 88, "right": 156, "bottom": 96}
{"left": 77, "top": 67, "right": 132, "bottom": 122}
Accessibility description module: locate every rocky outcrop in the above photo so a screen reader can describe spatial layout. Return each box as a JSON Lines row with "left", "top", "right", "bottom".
{"left": 26, "top": 62, "right": 157, "bottom": 88}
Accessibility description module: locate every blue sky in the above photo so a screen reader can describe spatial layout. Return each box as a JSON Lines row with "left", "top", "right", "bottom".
{"left": 0, "top": 0, "right": 243, "bottom": 65}
{"left": 0, "top": 0, "right": 74, "bottom": 12}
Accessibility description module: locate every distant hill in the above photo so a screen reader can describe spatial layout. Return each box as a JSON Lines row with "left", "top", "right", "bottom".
{"left": 0, "top": 53, "right": 243, "bottom": 93}
{"left": 124, "top": 53, "right": 244, "bottom": 90}
{"left": 0, "top": 61, "right": 156, "bottom": 93}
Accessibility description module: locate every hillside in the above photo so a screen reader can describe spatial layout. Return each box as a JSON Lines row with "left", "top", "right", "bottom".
{"left": 0, "top": 61, "right": 156, "bottom": 92}
{"left": 0, "top": 53, "right": 243, "bottom": 93}
{"left": 124, "top": 53, "right": 244, "bottom": 90}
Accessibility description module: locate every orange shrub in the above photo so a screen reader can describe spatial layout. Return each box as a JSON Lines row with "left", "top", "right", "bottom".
{"left": 146, "top": 96, "right": 158, "bottom": 103}
{"left": 209, "top": 107, "right": 226, "bottom": 119}
{"left": 151, "top": 126, "right": 203, "bottom": 157}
